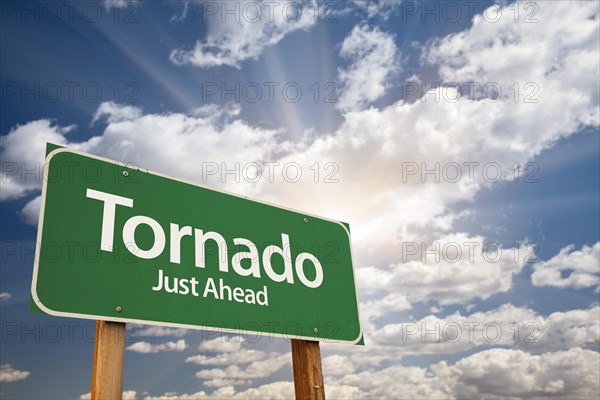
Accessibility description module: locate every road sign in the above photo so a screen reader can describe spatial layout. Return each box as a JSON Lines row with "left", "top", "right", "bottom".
{"left": 31, "top": 145, "right": 362, "bottom": 344}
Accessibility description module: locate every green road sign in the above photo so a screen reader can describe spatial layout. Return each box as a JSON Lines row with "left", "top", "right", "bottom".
{"left": 31, "top": 145, "right": 362, "bottom": 344}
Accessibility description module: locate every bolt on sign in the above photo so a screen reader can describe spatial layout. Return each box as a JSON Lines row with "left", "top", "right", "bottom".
{"left": 31, "top": 144, "right": 363, "bottom": 344}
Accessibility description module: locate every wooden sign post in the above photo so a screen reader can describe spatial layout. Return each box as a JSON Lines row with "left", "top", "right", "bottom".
{"left": 91, "top": 321, "right": 126, "bottom": 400}
{"left": 291, "top": 339, "right": 325, "bottom": 400}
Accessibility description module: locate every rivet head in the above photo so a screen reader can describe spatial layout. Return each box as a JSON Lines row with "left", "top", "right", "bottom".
{"left": 122, "top": 171, "right": 129, "bottom": 177}
{"left": 313, "top": 327, "right": 319, "bottom": 334}
{"left": 304, "top": 218, "right": 308, "bottom": 223}
{"left": 115, "top": 306, "right": 122, "bottom": 313}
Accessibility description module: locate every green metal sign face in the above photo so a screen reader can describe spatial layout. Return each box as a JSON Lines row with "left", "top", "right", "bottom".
{"left": 31, "top": 146, "right": 362, "bottom": 344}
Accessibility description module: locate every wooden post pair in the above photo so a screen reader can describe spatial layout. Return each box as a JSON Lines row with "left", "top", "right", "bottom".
{"left": 91, "top": 322, "right": 325, "bottom": 400}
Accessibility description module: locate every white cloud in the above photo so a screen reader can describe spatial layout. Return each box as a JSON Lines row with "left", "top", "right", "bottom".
{"left": 0, "top": 292, "right": 11, "bottom": 301}
{"left": 361, "top": 292, "right": 411, "bottom": 319}
{"left": 320, "top": 303, "right": 599, "bottom": 379}
{"left": 126, "top": 339, "right": 187, "bottom": 354}
{"left": 322, "top": 354, "right": 355, "bottom": 376}
{"left": 358, "top": 233, "right": 529, "bottom": 306}
{"left": 0, "top": 120, "right": 72, "bottom": 201}
{"left": 0, "top": 102, "right": 283, "bottom": 205}
{"left": 197, "top": 337, "right": 245, "bottom": 353}
{"left": 136, "top": 347, "right": 600, "bottom": 399}
{"left": 104, "top": 0, "right": 137, "bottom": 11}
{"left": 185, "top": 349, "right": 267, "bottom": 365}
{"left": 360, "top": 292, "right": 411, "bottom": 332}
{"left": 124, "top": 391, "right": 138, "bottom": 400}
{"left": 170, "top": 1, "right": 190, "bottom": 23}
{"left": 328, "top": 363, "right": 452, "bottom": 399}
{"left": 133, "top": 325, "right": 189, "bottom": 338}
{"left": 337, "top": 25, "right": 398, "bottom": 111}
{"left": 328, "top": 347, "right": 600, "bottom": 399}
{"left": 0, "top": 364, "right": 30, "bottom": 382}
{"left": 186, "top": 349, "right": 266, "bottom": 366}
{"left": 122, "top": 390, "right": 137, "bottom": 400}
{"left": 450, "top": 347, "right": 599, "bottom": 399}
{"left": 194, "top": 352, "right": 290, "bottom": 381}
{"left": 527, "top": 306, "right": 600, "bottom": 352}
{"left": 203, "top": 379, "right": 249, "bottom": 388}
{"left": 352, "top": 0, "right": 400, "bottom": 20}
{"left": 532, "top": 242, "right": 600, "bottom": 291}
{"left": 144, "top": 382, "right": 293, "bottom": 400}
{"left": 370, "top": 304, "right": 600, "bottom": 355}
{"left": 425, "top": 1, "right": 599, "bottom": 132}
{"left": 170, "top": 1, "right": 316, "bottom": 68}
{"left": 18, "top": 195, "right": 41, "bottom": 225}
{"left": 92, "top": 101, "right": 143, "bottom": 125}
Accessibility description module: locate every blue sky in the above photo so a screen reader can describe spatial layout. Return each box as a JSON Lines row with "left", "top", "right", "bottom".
{"left": 1, "top": 1, "right": 599, "bottom": 398}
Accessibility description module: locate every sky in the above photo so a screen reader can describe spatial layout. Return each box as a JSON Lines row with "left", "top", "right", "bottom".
{"left": 1, "top": 0, "right": 599, "bottom": 398}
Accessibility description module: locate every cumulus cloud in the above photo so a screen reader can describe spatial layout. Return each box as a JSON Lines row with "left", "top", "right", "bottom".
{"left": 1, "top": 101, "right": 283, "bottom": 216}
{"left": 188, "top": 340, "right": 289, "bottom": 387}
{"left": 532, "top": 242, "right": 600, "bottom": 291}
{"left": 144, "top": 382, "right": 293, "bottom": 400}
{"left": 328, "top": 347, "right": 599, "bottom": 399}
{"left": 186, "top": 349, "right": 267, "bottom": 366}
{"left": 322, "top": 355, "right": 356, "bottom": 376}
{"left": 358, "top": 233, "right": 530, "bottom": 306}
{"left": 0, "top": 364, "right": 30, "bottom": 382}
{"left": 126, "top": 339, "right": 188, "bottom": 354}
{"left": 81, "top": 347, "right": 600, "bottom": 399}
{"left": 525, "top": 306, "right": 600, "bottom": 352}
{"left": 197, "top": 337, "right": 245, "bottom": 353}
{"left": 370, "top": 304, "right": 599, "bottom": 355}
{"left": 194, "top": 352, "right": 291, "bottom": 385}
{"left": 425, "top": 1, "right": 599, "bottom": 132}
{"left": 328, "top": 363, "right": 452, "bottom": 399}
{"left": 0, "top": 120, "right": 72, "bottom": 201}
{"left": 132, "top": 325, "right": 189, "bottom": 338}
{"left": 170, "top": 1, "right": 316, "bottom": 68}
{"left": 360, "top": 292, "right": 411, "bottom": 328}
{"left": 450, "top": 347, "right": 599, "bottom": 399}
{"left": 18, "top": 195, "right": 41, "bottom": 225}
{"left": 337, "top": 25, "right": 398, "bottom": 111}
{"left": 0, "top": 292, "right": 11, "bottom": 301}
{"left": 92, "top": 101, "right": 143, "bottom": 125}
{"left": 203, "top": 379, "right": 249, "bottom": 388}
